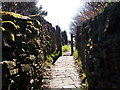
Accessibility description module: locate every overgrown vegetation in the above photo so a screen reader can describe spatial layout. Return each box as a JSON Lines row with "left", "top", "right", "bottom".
{"left": 45, "top": 55, "right": 53, "bottom": 68}
{"left": 73, "top": 50, "right": 88, "bottom": 89}
{"left": 62, "top": 45, "right": 70, "bottom": 54}
{"left": 45, "top": 51, "right": 60, "bottom": 67}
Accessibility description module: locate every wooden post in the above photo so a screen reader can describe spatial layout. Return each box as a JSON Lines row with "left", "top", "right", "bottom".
{"left": 71, "top": 34, "right": 73, "bottom": 56}
{"left": 56, "top": 25, "right": 62, "bottom": 56}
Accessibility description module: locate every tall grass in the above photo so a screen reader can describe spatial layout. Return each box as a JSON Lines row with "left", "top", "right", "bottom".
{"left": 62, "top": 45, "right": 70, "bottom": 53}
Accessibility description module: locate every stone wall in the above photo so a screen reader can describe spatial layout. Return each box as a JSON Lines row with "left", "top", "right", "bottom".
{"left": 76, "top": 2, "right": 120, "bottom": 89}
{"left": 1, "top": 12, "right": 62, "bottom": 89}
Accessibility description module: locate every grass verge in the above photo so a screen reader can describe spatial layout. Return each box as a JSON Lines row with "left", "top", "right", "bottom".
{"left": 73, "top": 50, "right": 88, "bottom": 89}
{"left": 62, "top": 45, "right": 70, "bottom": 55}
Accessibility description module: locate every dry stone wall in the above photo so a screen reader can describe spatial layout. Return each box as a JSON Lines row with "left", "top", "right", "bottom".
{"left": 76, "top": 2, "right": 120, "bottom": 89}
{"left": 1, "top": 12, "right": 62, "bottom": 90}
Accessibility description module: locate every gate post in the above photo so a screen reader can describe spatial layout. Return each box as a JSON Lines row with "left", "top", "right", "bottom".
{"left": 56, "top": 25, "right": 62, "bottom": 56}
{"left": 71, "top": 34, "right": 73, "bottom": 56}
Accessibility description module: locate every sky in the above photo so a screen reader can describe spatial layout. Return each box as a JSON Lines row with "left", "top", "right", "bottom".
{"left": 36, "top": 0, "right": 84, "bottom": 40}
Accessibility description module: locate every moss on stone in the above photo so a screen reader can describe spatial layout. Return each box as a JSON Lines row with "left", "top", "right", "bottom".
{"left": 36, "top": 20, "right": 42, "bottom": 26}
{"left": 0, "top": 27, "right": 5, "bottom": 31}
{"left": 26, "top": 21, "right": 33, "bottom": 25}
{"left": 2, "top": 21, "right": 17, "bottom": 30}
{"left": 2, "top": 11, "right": 61, "bottom": 89}
{"left": 0, "top": 18, "right": 2, "bottom": 24}
{"left": 2, "top": 30, "right": 15, "bottom": 41}
{"left": 2, "top": 11, "right": 23, "bottom": 19}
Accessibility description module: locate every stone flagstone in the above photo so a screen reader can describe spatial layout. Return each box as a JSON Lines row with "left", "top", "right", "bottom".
{"left": 48, "top": 55, "right": 81, "bottom": 89}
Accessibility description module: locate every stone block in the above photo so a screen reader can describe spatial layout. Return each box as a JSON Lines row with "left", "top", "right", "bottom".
{"left": 3, "top": 60, "right": 16, "bottom": 69}
{"left": 9, "top": 68, "right": 19, "bottom": 75}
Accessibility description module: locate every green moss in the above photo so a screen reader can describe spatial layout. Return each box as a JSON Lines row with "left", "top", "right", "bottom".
{"left": 11, "top": 33, "right": 15, "bottom": 41}
{"left": 46, "top": 55, "right": 53, "bottom": 62}
{"left": 2, "top": 30, "right": 15, "bottom": 41}
{"left": 82, "top": 73, "right": 86, "bottom": 80}
{"left": 73, "top": 50, "right": 88, "bottom": 89}
{"left": 26, "top": 21, "right": 33, "bottom": 25}
{"left": 0, "top": 18, "right": 2, "bottom": 24}
{"left": 2, "top": 21, "right": 17, "bottom": 30}
{"left": 51, "top": 51, "right": 60, "bottom": 58}
{"left": 45, "top": 51, "right": 60, "bottom": 67}
{"left": 2, "top": 11, "right": 23, "bottom": 19}
{"left": 22, "top": 41, "right": 27, "bottom": 44}
{"left": 81, "top": 78, "right": 88, "bottom": 89}
{"left": 16, "top": 25, "right": 20, "bottom": 29}
{"left": 73, "top": 50, "right": 78, "bottom": 60}
{"left": 27, "top": 25, "right": 39, "bottom": 31}
{"left": 45, "top": 55, "right": 53, "bottom": 68}
{"left": 36, "top": 20, "right": 42, "bottom": 26}
{"left": 74, "top": 50, "right": 83, "bottom": 71}
{"left": 0, "top": 27, "right": 5, "bottom": 31}
{"left": 45, "top": 61, "right": 52, "bottom": 68}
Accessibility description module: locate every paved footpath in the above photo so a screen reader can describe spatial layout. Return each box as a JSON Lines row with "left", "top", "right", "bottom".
{"left": 45, "top": 54, "right": 81, "bottom": 89}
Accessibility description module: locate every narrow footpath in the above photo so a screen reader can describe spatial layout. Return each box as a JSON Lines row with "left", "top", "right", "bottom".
{"left": 43, "top": 51, "right": 81, "bottom": 89}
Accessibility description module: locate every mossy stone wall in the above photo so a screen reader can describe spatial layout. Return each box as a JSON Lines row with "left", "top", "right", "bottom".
{"left": 1, "top": 12, "right": 62, "bottom": 89}
{"left": 76, "top": 2, "right": 120, "bottom": 89}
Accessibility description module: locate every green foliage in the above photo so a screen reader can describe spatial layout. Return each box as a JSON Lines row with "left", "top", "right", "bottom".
{"left": 46, "top": 55, "right": 53, "bottom": 63}
{"left": 81, "top": 74, "right": 88, "bottom": 89}
{"left": 46, "top": 51, "right": 60, "bottom": 67}
{"left": 73, "top": 50, "right": 88, "bottom": 89}
{"left": 45, "top": 61, "right": 52, "bottom": 68}
{"left": 2, "top": 2, "right": 47, "bottom": 16}
{"left": 73, "top": 50, "right": 83, "bottom": 71}
{"left": 73, "top": 50, "right": 78, "bottom": 60}
{"left": 51, "top": 51, "right": 60, "bottom": 59}
{"left": 62, "top": 45, "right": 70, "bottom": 52}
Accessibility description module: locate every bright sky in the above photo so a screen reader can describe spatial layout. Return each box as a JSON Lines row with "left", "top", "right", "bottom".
{"left": 36, "top": 0, "right": 84, "bottom": 40}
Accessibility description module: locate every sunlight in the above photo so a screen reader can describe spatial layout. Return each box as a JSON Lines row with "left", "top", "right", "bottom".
{"left": 36, "top": 0, "right": 84, "bottom": 40}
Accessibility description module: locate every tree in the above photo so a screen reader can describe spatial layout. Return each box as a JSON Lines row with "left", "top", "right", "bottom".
{"left": 70, "top": 2, "right": 114, "bottom": 35}
{"left": 70, "top": 14, "right": 83, "bottom": 35}
{"left": 2, "top": 2, "right": 47, "bottom": 16}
